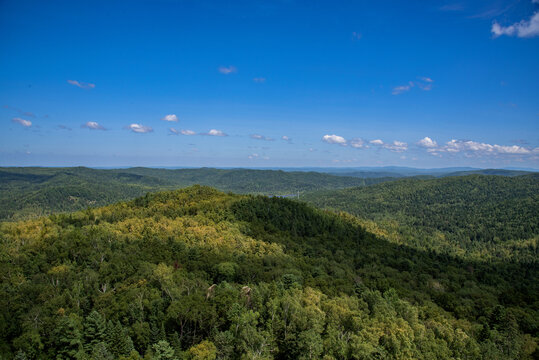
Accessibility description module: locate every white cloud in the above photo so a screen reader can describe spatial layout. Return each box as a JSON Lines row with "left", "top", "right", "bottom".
{"left": 181, "top": 129, "right": 196, "bottom": 135}
{"left": 282, "top": 135, "right": 292, "bottom": 143}
{"left": 392, "top": 83, "right": 413, "bottom": 95}
{"left": 442, "top": 139, "right": 533, "bottom": 155}
{"left": 250, "top": 134, "right": 273, "bottom": 141}
{"left": 203, "top": 129, "right": 228, "bottom": 137}
{"left": 417, "top": 82, "right": 433, "bottom": 91}
{"left": 417, "top": 136, "right": 438, "bottom": 148}
{"left": 67, "top": 80, "right": 95, "bottom": 89}
{"left": 384, "top": 140, "right": 408, "bottom": 152}
{"left": 161, "top": 114, "right": 178, "bottom": 122}
{"left": 169, "top": 128, "right": 179, "bottom": 135}
{"left": 393, "top": 78, "right": 434, "bottom": 95}
{"left": 12, "top": 117, "right": 32, "bottom": 127}
{"left": 369, "top": 138, "right": 408, "bottom": 152}
{"left": 419, "top": 138, "right": 538, "bottom": 157}
{"left": 492, "top": 12, "right": 539, "bottom": 38}
{"left": 322, "top": 134, "right": 347, "bottom": 145}
{"left": 127, "top": 123, "right": 153, "bottom": 133}
{"left": 218, "top": 66, "right": 237, "bottom": 74}
{"left": 248, "top": 153, "right": 259, "bottom": 159}
{"left": 82, "top": 121, "right": 105, "bottom": 130}
{"left": 253, "top": 77, "right": 266, "bottom": 83}
{"left": 349, "top": 138, "right": 368, "bottom": 148}
{"left": 352, "top": 31, "right": 362, "bottom": 40}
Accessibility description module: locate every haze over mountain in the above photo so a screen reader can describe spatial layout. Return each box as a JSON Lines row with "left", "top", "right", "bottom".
{"left": 0, "top": 167, "right": 391, "bottom": 220}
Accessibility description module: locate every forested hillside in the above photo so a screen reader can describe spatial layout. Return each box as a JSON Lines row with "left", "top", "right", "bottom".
{"left": 0, "top": 167, "right": 390, "bottom": 221}
{"left": 0, "top": 186, "right": 537, "bottom": 359}
{"left": 302, "top": 174, "right": 539, "bottom": 262}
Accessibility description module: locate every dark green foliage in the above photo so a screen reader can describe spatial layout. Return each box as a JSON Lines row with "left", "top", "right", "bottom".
{"left": 0, "top": 185, "right": 537, "bottom": 359}
{"left": 303, "top": 174, "right": 539, "bottom": 262}
{"left": 84, "top": 311, "right": 107, "bottom": 352}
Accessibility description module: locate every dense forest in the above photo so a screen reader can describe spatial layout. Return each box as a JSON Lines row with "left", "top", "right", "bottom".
{"left": 0, "top": 186, "right": 537, "bottom": 359}
{"left": 302, "top": 174, "right": 539, "bottom": 263}
{"left": 0, "top": 167, "right": 390, "bottom": 221}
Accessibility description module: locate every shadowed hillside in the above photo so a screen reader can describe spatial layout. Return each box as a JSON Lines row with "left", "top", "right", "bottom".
{"left": 302, "top": 174, "right": 539, "bottom": 263}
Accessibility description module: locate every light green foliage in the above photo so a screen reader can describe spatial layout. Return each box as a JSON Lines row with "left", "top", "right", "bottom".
{"left": 152, "top": 340, "right": 175, "bottom": 360}
{"left": 188, "top": 340, "right": 217, "bottom": 360}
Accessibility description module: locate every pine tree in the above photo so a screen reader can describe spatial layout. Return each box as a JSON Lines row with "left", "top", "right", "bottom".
{"left": 91, "top": 342, "right": 114, "bottom": 360}
{"left": 84, "top": 311, "right": 107, "bottom": 353}
{"left": 55, "top": 314, "right": 83, "bottom": 360}
{"left": 107, "top": 320, "right": 135, "bottom": 356}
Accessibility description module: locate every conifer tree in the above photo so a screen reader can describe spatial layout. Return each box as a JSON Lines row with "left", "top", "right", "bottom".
{"left": 84, "top": 311, "right": 107, "bottom": 353}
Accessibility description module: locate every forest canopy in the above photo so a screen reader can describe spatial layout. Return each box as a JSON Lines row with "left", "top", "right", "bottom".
{"left": 0, "top": 185, "right": 537, "bottom": 359}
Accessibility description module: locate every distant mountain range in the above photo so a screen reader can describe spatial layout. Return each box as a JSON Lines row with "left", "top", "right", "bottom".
{"left": 0, "top": 167, "right": 390, "bottom": 220}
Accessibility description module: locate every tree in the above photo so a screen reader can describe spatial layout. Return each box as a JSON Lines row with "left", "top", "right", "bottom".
{"left": 188, "top": 340, "right": 217, "bottom": 360}
{"left": 152, "top": 340, "right": 176, "bottom": 360}
{"left": 84, "top": 311, "right": 107, "bottom": 352}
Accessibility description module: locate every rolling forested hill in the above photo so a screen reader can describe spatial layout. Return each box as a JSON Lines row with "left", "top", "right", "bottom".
{"left": 302, "top": 174, "right": 539, "bottom": 263}
{"left": 0, "top": 186, "right": 537, "bottom": 359}
{"left": 0, "top": 167, "right": 390, "bottom": 221}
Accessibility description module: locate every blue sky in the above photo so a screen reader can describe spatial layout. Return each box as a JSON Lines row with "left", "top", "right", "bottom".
{"left": 1, "top": 0, "right": 538, "bottom": 168}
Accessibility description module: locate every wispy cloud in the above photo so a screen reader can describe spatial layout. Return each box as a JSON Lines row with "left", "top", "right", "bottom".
{"left": 170, "top": 127, "right": 195, "bottom": 136}
{"left": 3, "top": 105, "right": 36, "bottom": 117}
{"left": 281, "top": 135, "right": 293, "bottom": 143}
{"left": 181, "top": 129, "right": 196, "bottom": 136}
{"left": 82, "top": 121, "right": 105, "bottom": 130}
{"left": 12, "top": 117, "right": 32, "bottom": 127}
{"left": 250, "top": 134, "right": 274, "bottom": 141}
{"left": 322, "top": 134, "right": 347, "bottom": 145}
{"left": 202, "top": 129, "right": 228, "bottom": 137}
{"left": 253, "top": 77, "right": 266, "bottom": 83}
{"left": 218, "top": 66, "right": 237, "bottom": 74}
{"left": 392, "top": 77, "right": 434, "bottom": 95}
{"left": 248, "top": 153, "right": 259, "bottom": 159}
{"left": 161, "top": 114, "right": 178, "bottom": 122}
{"left": 352, "top": 31, "right": 362, "bottom": 40}
{"left": 367, "top": 139, "right": 408, "bottom": 152}
{"left": 349, "top": 138, "right": 368, "bottom": 149}
{"left": 392, "top": 83, "right": 413, "bottom": 95}
{"left": 67, "top": 80, "right": 95, "bottom": 89}
{"left": 384, "top": 140, "right": 408, "bottom": 152}
{"left": 127, "top": 123, "right": 153, "bottom": 133}
{"left": 492, "top": 12, "right": 539, "bottom": 38}
{"left": 57, "top": 125, "right": 72, "bottom": 131}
